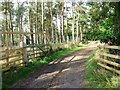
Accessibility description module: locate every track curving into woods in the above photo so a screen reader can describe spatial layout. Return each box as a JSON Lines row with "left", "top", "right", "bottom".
{"left": 12, "top": 44, "right": 97, "bottom": 88}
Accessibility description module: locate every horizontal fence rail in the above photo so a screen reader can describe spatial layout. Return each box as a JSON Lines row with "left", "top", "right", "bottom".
{"left": 96, "top": 58, "right": 120, "bottom": 68}
{"left": 99, "top": 53, "right": 120, "bottom": 60}
{"left": 102, "top": 45, "right": 120, "bottom": 50}
{"left": 98, "top": 63, "right": 120, "bottom": 75}
{"left": 0, "top": 45, "right": 47, "bottom": 72}
{"left": 0, "top": 48, "right": 24, "bottom": 71}
{"left": 95, "top": 45, "right": 120, "bottom": 75}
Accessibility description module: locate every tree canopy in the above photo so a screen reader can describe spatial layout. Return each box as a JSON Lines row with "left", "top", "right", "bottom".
{"left": 0, "top": 1, "right": 120, "bottom": 47}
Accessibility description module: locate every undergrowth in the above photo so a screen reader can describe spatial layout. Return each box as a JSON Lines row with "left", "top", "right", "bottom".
{"left": 86, "top": 49, "right": 120, "bottom": 88}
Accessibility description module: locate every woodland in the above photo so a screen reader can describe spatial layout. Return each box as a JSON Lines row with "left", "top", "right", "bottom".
{"left": 1, "top": 0, "right": 120, "bottom": 89}
{"left": 1, "top": 1, "right": 120, "bottom": 47}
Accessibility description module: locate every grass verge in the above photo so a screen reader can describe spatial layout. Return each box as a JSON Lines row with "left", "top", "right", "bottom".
{"left": 85, "top": 49, "right": 120, "bottom": 88}
{"left": 2, "top": 45, "right": 85, "bottom": 88}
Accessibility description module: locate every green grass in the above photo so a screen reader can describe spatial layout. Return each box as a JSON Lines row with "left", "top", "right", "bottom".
{"left": 2, "top": 45, "right": 85, "bottom": 88}
{"left": 85, "top": 49, "right": 120, "bottom": 88}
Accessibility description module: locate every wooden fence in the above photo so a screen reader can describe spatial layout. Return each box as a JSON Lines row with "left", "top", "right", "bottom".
{"left": 0, "top": 48, "right": 24, "bottom": 71}
{"left": 0, "top": 46, "right": 45, "bottom": 72}
{"left": 95, "top": 45, "right": 120, "bottom": 74}
{"left": 0, "top": 43, "right": 77, "bottom": 72}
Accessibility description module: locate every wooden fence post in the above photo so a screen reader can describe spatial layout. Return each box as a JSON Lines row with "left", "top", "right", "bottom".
{"left": 103, "top": 45, "right": 107, "bottom": 65}
{"left": 23, "top": 47, "right": 28, "bottom": 66}
{"left": 96, "top": 45, "right": 101, "bottom": 63}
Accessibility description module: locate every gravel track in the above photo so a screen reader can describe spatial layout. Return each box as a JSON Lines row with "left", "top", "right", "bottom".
{"left": 12, "top": 45, "right": 96, "bottom": 88}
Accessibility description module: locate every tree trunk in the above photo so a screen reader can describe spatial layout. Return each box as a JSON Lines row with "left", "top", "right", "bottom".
{"left": 9, "top": 9, "right": 14, "bottom": 46}
{"left": 35, "top": 0, "right": 38, "bottom": 44}
{"left": 29, "top": 7, "right": 34, "bottom": 45}
{"left": 42, "top": 0, "right": 45, "bottom": 44}
{"left": 72, "top": 2, "right": 75, "bottom": 43}
{"left": 57, "top": 5, "right": 61, "bottom": 43}
{"left": 76, "top": 19, "right": 79, "bottom": 42}
{"left": 65, "top": 2, "right": 69, "bottom": 43}
{"left": 50, "top": 2, "right": 54, "bottom": 43}
{"left": 61, "top": 3, "right": 65, "bottom": 43}
{"left": 5, "top": 2, "right": 9, "bottom": 48}
{"left": 80, "top": 25, "right": 83, "bottom": 41}
{"left": 72, "top": 17, "right": 75, "bottom": 42}
{"left": 55, "top": 30, "right": 58, "bottom": 43}
{"left": 17, "top": 2, "right": 23, "bottom": 47}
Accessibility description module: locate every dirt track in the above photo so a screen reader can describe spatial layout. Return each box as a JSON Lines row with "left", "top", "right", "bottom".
{"left": 12, "top": 45, "right": 97, "bottom": 88}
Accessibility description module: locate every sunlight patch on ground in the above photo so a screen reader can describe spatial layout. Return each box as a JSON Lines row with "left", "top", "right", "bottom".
{"left": 61, "top": 68, "right": 71, "bottom": 73}
{"left": 36, "top": 71, "right": 59, "bottom": 80}
{"left": 72, "top": 56, "right": 84, "bottom": 61}
{"left": 49, "top": 61, "right": 56, "bottom": 64}
{"left": 72, "top": 55, "right": 89, "bottom": 61}
{"left": 64, "top": 56, "right": 75, "bottom": 60}
{"left": 61, "top": 56, "right": 75, "bottom": 63}
{"left": 33, "top": 68, "right": 71, "bottom": 85}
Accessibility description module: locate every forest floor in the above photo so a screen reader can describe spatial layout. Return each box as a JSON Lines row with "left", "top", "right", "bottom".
{"left": 12, "top": 43, "right": 98, "bottom": 88}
